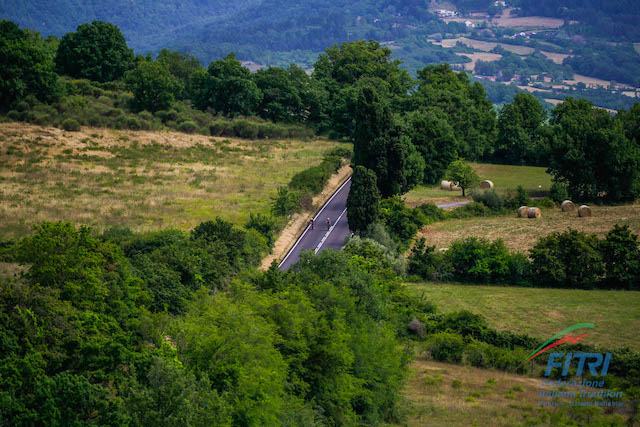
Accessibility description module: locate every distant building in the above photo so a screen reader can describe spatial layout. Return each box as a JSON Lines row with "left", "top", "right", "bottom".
{"left": 494, "top": 1, "right": 506, "bottom": 6}
{"left": 465, "top": 20, "right": 475, "bottom": 28}
{"left": 436, "top": 10, "right": 457, "bottom": 18}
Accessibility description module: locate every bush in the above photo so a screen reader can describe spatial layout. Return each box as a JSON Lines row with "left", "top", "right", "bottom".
{"left": 380, "top": 197, "right": 426, "bottom": 247}
{"left": 415, "top": 203, "right": 446, "bottom": 222}
{"left": 61, "top": 118, "right": 81, "bottom": 131}
{"left": 233, "top": 120, "right": 259, "bottom": 139}
{"left": 600, "top": 225, "right": 640, "bottom": 290}
{"left": 425, "top": 332, "right": 465, "bottom": 363}
{"left": 446, "top": 202, "right": 490, "bottom": 219}
{"left": 548, "top": 181, "right": 570, "bottom": 203}
{"left": 407, "top": 238, "right": 440, "bottom": 279}
{"left": 177, "top": 120, "right": 197, "bottom": 133}
{"left": 504, "top": 185, "right": 532, "bottom": 209}
{"left": 444, "top": 237, "right": 530, "bottom": 285}
{"left": 270, "top": 186, "right": 299, "bottom": 217}
{"left": 530, "top": 229, "right": 604, "bottom": 289}
{"left": 473, "top": 189, "right": 504, "bottom": 210}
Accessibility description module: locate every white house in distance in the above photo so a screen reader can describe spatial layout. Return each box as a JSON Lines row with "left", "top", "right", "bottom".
{"left": 465, "top": 20, "right": 475, "bottom": 28}
{"left": 435, "top": 9, "right": 457, "bottom": 18}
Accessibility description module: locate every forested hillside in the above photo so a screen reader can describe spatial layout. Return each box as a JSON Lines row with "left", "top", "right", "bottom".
{"left": 0, "top": 0, "right": 259, "bottom": 52}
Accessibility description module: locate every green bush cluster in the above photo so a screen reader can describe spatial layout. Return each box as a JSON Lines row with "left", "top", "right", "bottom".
{"left": 270, "top": 149, "right": 351, "bottom": 218}
{"left": 409, "top": 225, "right": 640, "bottom": 290}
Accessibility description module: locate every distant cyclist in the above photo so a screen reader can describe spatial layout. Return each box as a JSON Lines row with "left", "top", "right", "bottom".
{"left": 309, "top": 218, "right": 315, "bottom": 230}
{"left": 326, "top": 217, "right": 331, "bottom": 230}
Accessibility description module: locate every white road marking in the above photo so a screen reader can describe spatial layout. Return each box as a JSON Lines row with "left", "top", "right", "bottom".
{"left": 315, "top": 207, "right": 347, "bottom": 254}
{"left": 278, "top": 177, "right": 351, "bottom": 268}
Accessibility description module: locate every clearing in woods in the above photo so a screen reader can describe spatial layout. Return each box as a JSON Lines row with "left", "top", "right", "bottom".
{"left": 0, "top": 122, "right": 346, "bottom": 237}
{"left": 405, "top": 282, "right": 640, "bottom": 351}
{"left": 404, "top": 162, "right": 551, "bottom": 207}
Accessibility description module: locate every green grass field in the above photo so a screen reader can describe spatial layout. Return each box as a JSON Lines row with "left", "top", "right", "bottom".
{"left": 404, "top": 162, "right": 552, "bottom": 206}
{"left": 406, "top": 282, "right": 640, "bottom": 351}
{"left": 0, "top": 122, "right": 347, "bottom": 237}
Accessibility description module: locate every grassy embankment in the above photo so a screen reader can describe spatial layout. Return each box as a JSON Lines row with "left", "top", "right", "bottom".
{"left": 0, "top": 122, "right": 346, "bottom": 238}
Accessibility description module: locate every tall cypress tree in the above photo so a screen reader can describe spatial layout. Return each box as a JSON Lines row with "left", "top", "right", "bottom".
{"left": 347, "top": 166, "right": 380, "bottom": 234}
{"left": 354, "top": 87, "right": 416, "bottom": 198}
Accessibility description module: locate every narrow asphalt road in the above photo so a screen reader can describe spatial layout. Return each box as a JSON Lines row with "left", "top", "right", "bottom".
{"left": 278, "top": 179, "right": 471, "bottom": 271}
{"left": 279, "top": 177, "right": 352, "bottom": 271}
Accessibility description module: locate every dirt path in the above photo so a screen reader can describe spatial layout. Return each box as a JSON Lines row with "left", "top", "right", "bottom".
{"left": 260, "top": 164, "right": 353, "bottom": 270}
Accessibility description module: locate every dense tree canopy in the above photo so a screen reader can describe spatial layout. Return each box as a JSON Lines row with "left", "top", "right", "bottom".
{"left": 410, "top": 64, "right": 496, "bottom": 161}
{"left": 55, "top": 20, "right": 134, "bottom": 82}
{"left": 495, "top": 93, "right": 549, "bottom": 166}
{"left": 548, "top": 98, "right": 640, "bottom": 202}
{"left": 0, "top": 20, "right": 59, "bottom": 108}
{"left": 125, "top": 60, "right": 179, "bottom": 112}
{"left": 347, "top": 166, "right": 381, "bottom": 233}
{"left": 191, "top": 53, "right": 262, "bottom": 116}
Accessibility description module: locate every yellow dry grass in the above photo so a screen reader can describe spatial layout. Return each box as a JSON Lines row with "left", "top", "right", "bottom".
{"left": 431, "top": 37, "right": 534, "bottom": 55}
{"left": 455, "top": 52, "right": 502, "bottom": 71}
{"left": 517, "top": 85, "right": 552, "bottom": 94}
{"left": 416, "top": 203, "right": 640, "bottom": 252}
{"left": 404, "top": 359, "right": 624, "bottom": 426}
{"left": 0, "top": 122, "right": 347, "bottom": 237}
{"left": 540, "top": 51, "right": 571, "bottom": 64}
{"left": 563, "top": 73, "right": 612, "bottom": 88}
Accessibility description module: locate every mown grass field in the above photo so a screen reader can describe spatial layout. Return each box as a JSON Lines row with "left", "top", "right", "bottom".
{"left": 404, "top": 162, "right": 552, "bottom": 207}
{"left": 405, "top": 282, "right": 640, "bottom": 351}
{"left": 403, "top": 359, "right": 626, "bottom": 426}
{"left": 0, "top": 122, "right": 347, "bottom": 237}
{"left": 416, "top": 203, "right": 640, "bottom": 252}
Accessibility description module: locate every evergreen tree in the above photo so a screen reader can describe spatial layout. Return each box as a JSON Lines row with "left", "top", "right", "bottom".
{"left": 347, "top": 166, "right": 381, "bottom": 234}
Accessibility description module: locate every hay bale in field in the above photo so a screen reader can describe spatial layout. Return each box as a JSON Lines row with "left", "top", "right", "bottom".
{"left": 438, "top": 247, "right": 449, "bottom": 254}
{"left": 518, "top": 206, "right": 529, "bottom": 217}
{"left": 527, "top": 207, "right": 541, "bottom": 218}
{"left": 561, "top": 200, "right": 575, "bottom": 212}
{"left": 441, "top": 180, "right": 451, "bottom": 190}
{"left": 450, "top": 182, "right": 461, "bottom": 191}
{"left": 479, "top": 180, "right": 494, "bottom": 189}
{"left": 578, "top": 205, "right": 592, "bottom": 217}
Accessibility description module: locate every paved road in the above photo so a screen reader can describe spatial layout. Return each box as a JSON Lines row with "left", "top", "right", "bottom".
{"left": 278, "top": 179, "right": 472, "bottom": 271}
{"left": 279, "top": 177, "right": 352, "bottom": 271}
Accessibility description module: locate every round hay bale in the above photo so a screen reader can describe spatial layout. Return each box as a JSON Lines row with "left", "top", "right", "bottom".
{"left": 438, "top": 247, "right": 449, "bottom": 254}
{"left": 578, "top": 205, "right": 592, "bottom": 217}
{"left": 450, "top": 182, "right": 461, "bottom": 191}
{"left": 441, "top": 180, "right": 451, "bottom": 191}
{"left": 560, "top": 200, "right": 575, "bottom": 212}
{"left": 479, "top": 180, "right": 494, "bottom": 189}
{"left": 518, "top": 206, "right": 529, "bottom": 217}
{"left": 527, "top": 207, "right": 541, "bottom": 219}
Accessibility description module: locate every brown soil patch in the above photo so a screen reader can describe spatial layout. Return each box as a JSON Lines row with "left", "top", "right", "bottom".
{"left": 455, "top": 52, "right": 502, "bottom": 71}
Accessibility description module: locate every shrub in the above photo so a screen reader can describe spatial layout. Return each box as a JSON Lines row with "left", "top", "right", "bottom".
{"left": 415, "top": 203, "right": 446, "bottom": 222}
{"left": 125, "top": 117, "right": 141, "bottom": 130}
{"left": 446, "top": 202, "right": 490, "bottom": 219}
{"left": 444, "top": 237, "right": 529, "bottom": 284}
{"left": 473, "top": 189, "right": 504, "bottom": 210}
{"left": 425, "top": 332, "right": 465, "bottom": 363}
{"left": 61, "top": 118, "right": 81, "bottom": 131}
{"left": 505, "top": 185, "right": 532, "bottom": 209}
{"left": 270, "top": 186, "right": 299, "bottom": 217}
{"left": 549, "top": 181, "right": 569, "bottom": 203}
{"left": 407, "top": 238, "right": 439, "bottom": 279}
{"left": 529, "top": 229, "right": 604, "bottom": 289}
{"left": 599, "top": 224, "right": 640, "bottom": 290}
{"left": 380, "top": 197, "right": 425, "bottom": 247}
{"left": 177, "top": 120, "right": 197, "bottom": 134}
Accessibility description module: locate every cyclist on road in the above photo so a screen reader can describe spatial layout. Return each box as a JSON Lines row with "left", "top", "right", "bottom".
{"left": 326, "top": 217, "right": 331, "bottom": 230}
{"left": 309, "top": 218, "right": 315, "bottom": 230}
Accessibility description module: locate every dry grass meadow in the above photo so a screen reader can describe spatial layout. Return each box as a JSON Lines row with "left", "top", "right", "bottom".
{"left": 403, "top": 359, "right": 627, "bottom": 426}
{"left": 455, "top": 52, "right": 502, "bottom": 71}
{"left": 405, "top": 282, "right": 640, "bottom": 350}
{"left": 416, "top": 203, "right": 640, "bottom": 252}
{"left": 492, "top": 8, "right": 565, "bottom": 29}
{"left": 431, "top": 37, "right": 535, "bottom": 55}
{"left": 0, "top": 122, "right": 347, "bottom": 237}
